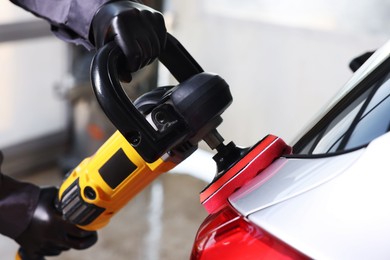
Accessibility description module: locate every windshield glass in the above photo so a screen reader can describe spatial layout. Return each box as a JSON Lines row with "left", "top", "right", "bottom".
{"left": 293, "top": 57, "right": 390, "bottom": 155}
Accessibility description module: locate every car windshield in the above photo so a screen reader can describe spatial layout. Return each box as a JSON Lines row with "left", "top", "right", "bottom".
{"left": 293, "top": 56, "right": 390, "bottom": 155}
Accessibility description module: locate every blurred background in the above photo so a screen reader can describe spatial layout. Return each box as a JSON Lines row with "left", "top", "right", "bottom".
{"left": 0, "top": 0, "right": 389, "bottom": 259}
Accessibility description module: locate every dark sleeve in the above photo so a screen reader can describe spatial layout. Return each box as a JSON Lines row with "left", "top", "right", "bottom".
{"left": 9, "top": 0, "right": 114, "bottom": 49}
{"left": 0, "top": 153, "right": 40, "bottom": 239}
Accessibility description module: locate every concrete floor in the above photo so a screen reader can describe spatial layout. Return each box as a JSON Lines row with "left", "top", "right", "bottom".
{"left": 0, "top": 166, "right": 209, "bottom": 260}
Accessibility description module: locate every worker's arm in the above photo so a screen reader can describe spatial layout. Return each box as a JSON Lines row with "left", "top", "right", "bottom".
{"left": 0, "top": 172, "right": 40, "bottom": 239}
{"left": 9, "top": 0, "right": 113, "bottom": 49}
{"left": 0, "top": 152, "right": 97, "bottom": 257}
{"left": 9, "top": 0, "right": 167, "bottom": 78}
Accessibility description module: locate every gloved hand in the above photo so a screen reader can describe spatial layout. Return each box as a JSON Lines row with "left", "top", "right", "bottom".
{"left": 91, "top": 1, "right": 167, "bottom": 81}
{"left": 15, "top": 187, "right": 98, "bottom": 259}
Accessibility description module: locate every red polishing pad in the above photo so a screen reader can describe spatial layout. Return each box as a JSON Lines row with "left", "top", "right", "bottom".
{"left": 200, "top": 135, "right": 291, "bottom": 214}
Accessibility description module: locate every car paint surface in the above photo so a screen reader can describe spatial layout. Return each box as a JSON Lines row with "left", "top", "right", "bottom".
{"left": 229, "top": 132, "right": 390, "bottom": 259}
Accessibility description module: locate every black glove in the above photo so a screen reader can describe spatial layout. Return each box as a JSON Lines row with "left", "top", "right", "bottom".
{"left": 15, "top": 187, "right": 98, "bottom": 259}
{"left": 91, "top": 1, "right": 167, "bottom": 81}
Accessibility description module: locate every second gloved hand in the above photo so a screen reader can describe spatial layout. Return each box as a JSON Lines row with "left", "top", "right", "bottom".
{"left": 91, "top": 1, "right": 167, "bottom": 81}
{"left": 15, "top": 187, "right": 98, "bottom": 259}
